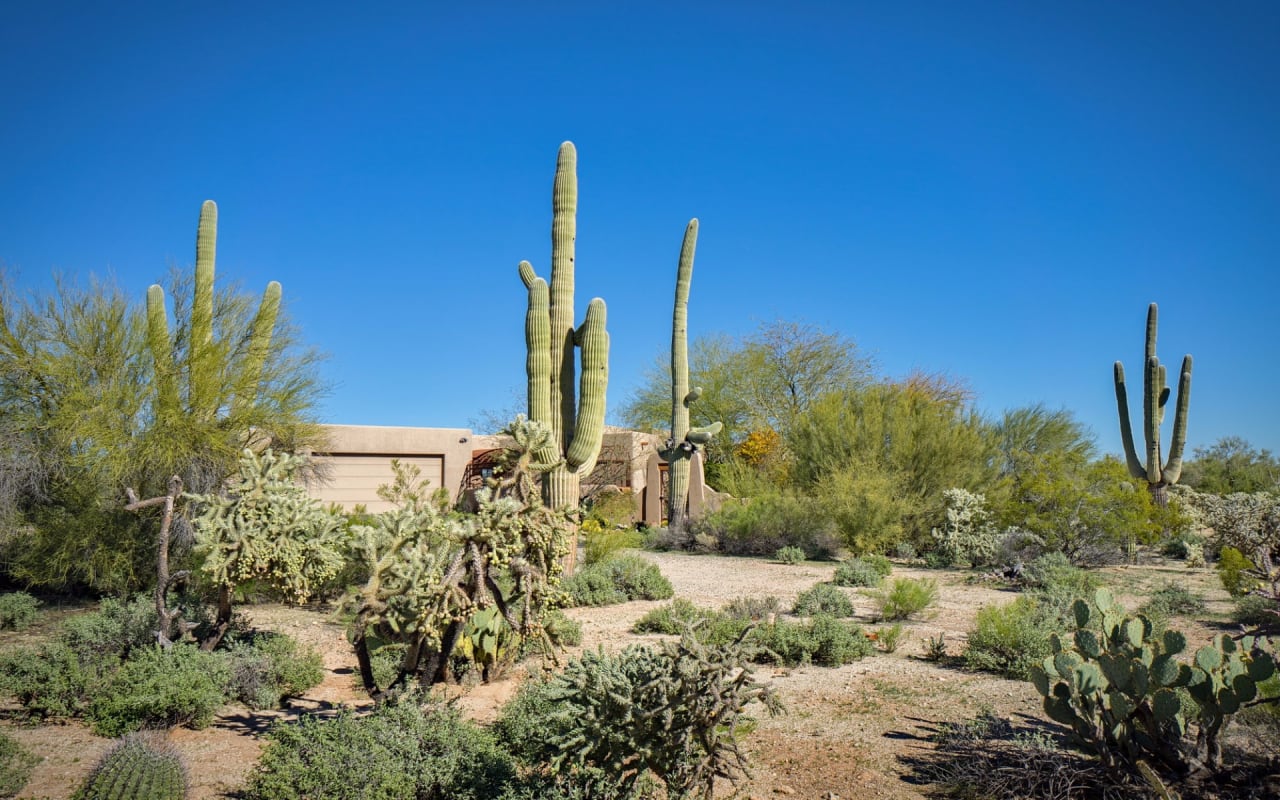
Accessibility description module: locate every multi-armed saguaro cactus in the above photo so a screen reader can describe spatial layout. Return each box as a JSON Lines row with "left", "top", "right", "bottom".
{"left": 662, "top": 219, "right": 721, "bottom": 530}
{"left": 146, "top": 200, "right": 282, "bottom": 433}
{"left": 1113, "top": 303, "right": 1191, "bottom": 507}
{"left": 518, "top": 142, "right": 609, "bottom": 513}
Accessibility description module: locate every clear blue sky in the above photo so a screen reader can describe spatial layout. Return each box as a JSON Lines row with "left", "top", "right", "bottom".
{"left": 2, "top": 2, "right": 1277, "bottom": 458}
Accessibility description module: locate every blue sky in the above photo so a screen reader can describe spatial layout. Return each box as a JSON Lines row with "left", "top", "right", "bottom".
{"left": 2, "top": 2, "right": 1277, "bottom": 457}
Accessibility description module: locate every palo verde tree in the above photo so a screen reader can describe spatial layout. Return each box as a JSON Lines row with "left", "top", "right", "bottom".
{"left": 662, "top": 219, "right": 721, "bottom": 530}
{"left": 1113, "top": 303, "right": 1192, "bottom": 507}
{"left": 345, "top": 417, "right": 571, "bottom": 698}
{"left": 518, "top": 142, "right": 609, "bottom": 516}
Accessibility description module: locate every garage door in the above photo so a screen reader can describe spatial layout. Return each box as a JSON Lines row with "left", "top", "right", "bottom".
{"left": 310, "top": 454, "right": 445, "bottom": 512}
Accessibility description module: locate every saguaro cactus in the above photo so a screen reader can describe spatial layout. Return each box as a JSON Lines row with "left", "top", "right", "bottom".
{"left": 663, "top": 219, "right": 721, "bottom": 530}
{"left": 1113, "top": 303, "right": 1192, "bottom": 506}
{"left": 146, "top": 200, "right": 282, "bottom": 431}
{"left": 519, "top": 142, "right": 609, "bottom": 512}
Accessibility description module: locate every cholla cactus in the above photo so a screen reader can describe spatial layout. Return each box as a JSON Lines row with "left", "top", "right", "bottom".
{"left": 548, "top": 630, "right": 782, "bottom": 800}
{"left": 75, "top": 732, "right": 188, "bottom": 800}
{"left": 188, "top": 448, "right": 344, "bottom": 649}
{"left": 346, "top": 416, "right": 571, "bottom": 697}
{"left": 930, "top": 488, "right": 1000, "bottom": 567}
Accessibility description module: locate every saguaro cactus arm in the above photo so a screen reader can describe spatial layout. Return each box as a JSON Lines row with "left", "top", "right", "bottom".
{"left": 190, "top": 200, "right": 218, "bottom": 419}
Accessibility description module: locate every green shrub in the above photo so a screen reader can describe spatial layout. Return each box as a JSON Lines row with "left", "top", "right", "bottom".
{"left": 1233, "top": 594, "right": 1279, "bottom": 629}
{"left": 542, "top": 609, "right": 583, "bottom": 647}
{"left": 721, "top": 595, "right": 781, "bottom": 622}
{"left": 752, "top": 615, "right": 873, "bottom": 667}
{"left": 963, "top": 597, "right": 1057, "bottom": 679}
{"left": 695, "top": 492, "right": 842, "bottom": 559}
{"left": 1217, "top": 546, "right": 1258, "bottom": 597}
{"left": 563, "top": 555, "right": 673, "bottom": 607}
{"left": 862, "top": 553, "right": 893, "bottom": 577}
{"left": 831, "top": 558, "right": 884, "bottom": 588}
{"left": 224, "top": 633, "right": 324, "bottom": 710}
{"left": 792, "top": 583, "right": 855, "bottom": 617}
{"left": 494, "top": 677, "right": 568, "bottom": 765}
{"left": 582, "top": 527, "right": 643, "bottom": 566}
{"left": 774, "top": 545, "right": 805, "bottom": 565}
{"left": 874, "top": 624, "right": 905, "bottom": 653}
{"left": 0, "top": 593, "right": 40, "bottom": 631}
{"left": 73, "top": 731, "right": 188, "bottom": 800}
{"left": 1023, "top": 552, "right": 1101, "bottom": 614}
{"left": 246, "top": 699, "right": 515, "bottom": 800}
{"left": 366, "top": 643, "right": 409, "bottom": 692}
{"left": 873, "top": 577, "right": 938, "bottom": 621}
{"left": 633, "top": 600, "right": 749, "bottom": 647}
{"left": 0, "top": 730, "right": 37, "bottom": 798}
{"left": 89, "top": 644, "right": 229, "bottom": 737}
{"left": 1138, "top": 581, "right": 1206, "bottom": 626}
{"left": 59, "top": 595, "right": 159, "bottom": 662}
{"left": 0, "top": 641, "right": 111, "bottom": 718}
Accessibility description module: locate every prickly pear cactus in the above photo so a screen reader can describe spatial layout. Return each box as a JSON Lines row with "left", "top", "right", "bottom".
{"left": 1185, "top": 632, "right": 1275, "bottom": 768}
{"left": 75, "top": 732, "right": 188, "bottom": 800}
{"left": 1029, "top": 588, "right": 1193, "bottom": 774}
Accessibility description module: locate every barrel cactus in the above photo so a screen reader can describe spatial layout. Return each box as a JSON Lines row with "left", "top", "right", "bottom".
{"left": 662, "top": 219, "right": 722, "bottom": 530}
{"left": 519, "top": 142, "right": 609, "bottom": 516}
{"left": 1113, "top": 303, "right": 1192, "bottom": 506}
{"left": 75, "top": 732, "right": 188, "bottom": 800}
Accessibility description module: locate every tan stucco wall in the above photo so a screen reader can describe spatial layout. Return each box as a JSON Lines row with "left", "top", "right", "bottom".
{"left": 309, "top": 424, "right": 475, "bottom": 510}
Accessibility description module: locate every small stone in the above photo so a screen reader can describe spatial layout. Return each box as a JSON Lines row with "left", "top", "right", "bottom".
{"left": 774, "top": 786, "right": 796, "bottom": 795}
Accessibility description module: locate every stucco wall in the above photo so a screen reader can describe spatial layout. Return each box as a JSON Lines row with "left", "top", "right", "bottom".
{"left": 309, "top": 424, "right": 475, "bottom": 511}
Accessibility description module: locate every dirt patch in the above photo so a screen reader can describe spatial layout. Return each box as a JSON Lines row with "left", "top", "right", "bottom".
{"left": 0, "top": 552, "right": 1238, "bottom": 799}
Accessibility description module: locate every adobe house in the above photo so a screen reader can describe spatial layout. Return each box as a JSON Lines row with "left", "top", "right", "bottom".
{"left": 308, "top": 424, "right": 720, "bottom": 525}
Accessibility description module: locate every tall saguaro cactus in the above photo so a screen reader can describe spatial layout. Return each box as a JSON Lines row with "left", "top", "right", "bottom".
{"left": 519, "top": 142, "right": 609, "bottom": 512}
{"left": 1113, "top": 303, "right": 1192, "bottom": 506}
{"left": 146, "top": 201, "right": 283, "bottom": 475}
{"left": 663, "top": 219, "right": 721, "bottom": 530}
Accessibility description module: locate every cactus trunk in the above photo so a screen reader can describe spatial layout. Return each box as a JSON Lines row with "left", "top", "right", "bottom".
{"left": 667, "top": 220, "right": 698, "bottom": 530}
{"left": 519, "top": 142, "right": 609, "bottom": 517}
{"left": 1113, "top": 303, "right": 1192, "bottom": 507}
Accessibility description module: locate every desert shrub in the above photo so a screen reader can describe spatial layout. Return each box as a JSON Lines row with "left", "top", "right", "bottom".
{"left": 88, "top": 644, "right": 229, "bottom": 736}
{"left": 0, "top": 641, "right": 114, "bottom": 718}
{"left": 963, "top": 597, "right": 1058, "bottom": 679}
{"left": 73, "top": 731, "right": 188, "bottom": 800}
{"left": 1139, "top": 582, "right": 1207, "bottom": 626}
{"left": 1160, "top": 529, "right": 1206, "bottom": 560}
{"left": 536, "top": 633, "right": 781, "bottom": 800}
{"left": 542, "top": 609, "right": 582, "bottom": 647}
{"left": 495, "top": 766, "right": 638, "bottom": 800}
{"left": 632, "top": 600, "right": 749, "bottom": 647}
{"left": 224, "top": 633, "right": 324, "bottom": 710}
{"left": 862, "top": 553, "right": 893, "bottom": 576}
{"left": 774, "top": 545, "right": 805, "bottom": 565}
{"left": 1233, "top": 594, "right": 1280, "bottom": 629}
{"left": 0, "top": 592, "right": 40, "bottom": 631}
{"left": 583, "top": 527, "right": 643, "bottom": 566}
{"left": 1217, "top": 546, "right": 1258, "bottom": 597}
{"left": 922, "top": 633, "right": 948, "bottom": 662}
{"left": 873, "top": 577, "right": 938, "bottom": 621}
{"left": 0, "top": 730, "right": 37, "bottom": 798}
{"left": 59, "top": 595, "right": 159, "bottom": 662}
{"left": 1023, "top": 552, "right": 1101, "bottom": 613}
{"left": 697, "top": 492, "right": 841, "bottom": 559}
{"left": 563, "top": 555, "right": 673, "bottom": 607}
{"left": 721, "top": 595, "right": 781, "bottom": 622}
{"left": 246, "top": 698, "right": 515, "bottom": 800}
{"left": 893, "top": 541, "right": 918, "bottom": 561}
{"left": 753, "top": 615, "right": 873, "bottom": 667}
{"left": 831, "top": 558, "right": 884, "bottom": 587}
{"left": 874, "top": 624, "right": 905, "bottom": 653}
{"left": 792, "top": 583, "right": 855, "bottom": 617}
{"left": 583, "top": 487, "right": 637, "bottom": 531}
{"left": 494, "top": 677, "right": 567, "bottom": 765}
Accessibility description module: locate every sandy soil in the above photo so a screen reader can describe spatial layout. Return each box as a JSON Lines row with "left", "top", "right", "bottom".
{"left": 0, "top": 552, "right": 1234, "bottom": 799}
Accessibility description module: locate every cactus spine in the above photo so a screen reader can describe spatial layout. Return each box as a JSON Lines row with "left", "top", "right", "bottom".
{"left": 75, "top": 732, "right": 188, "bottom": 800}
{"left": 519, "top": 142, "right": 609, "bottom": 512}
{"left": 146, "top": 200, "right": 282, "bottom": 429}
{"left": 663, "top": 219, "right": 721, "bottom": 530}
{"left": 1113, "top": 303, "right": 1191, "bottom": 506}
